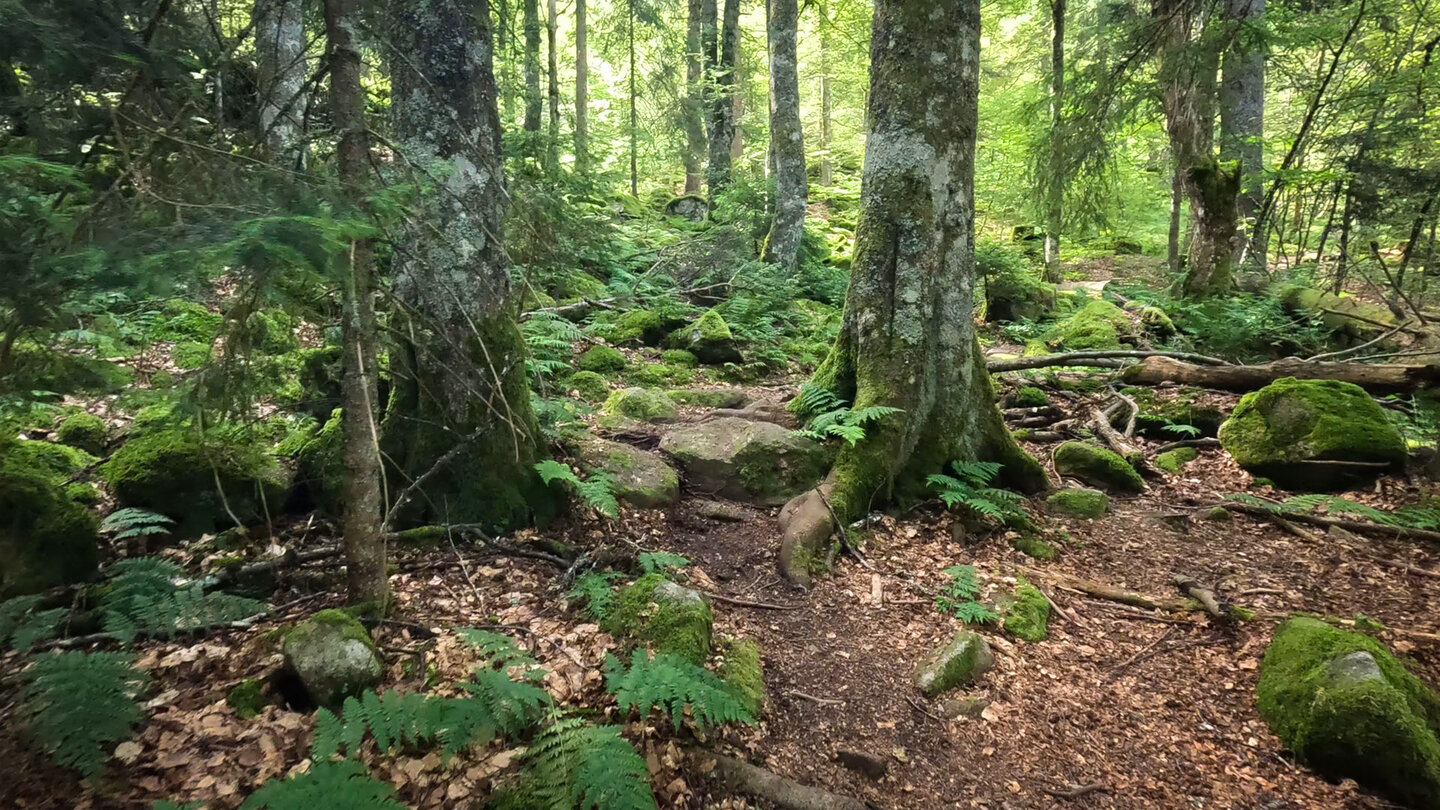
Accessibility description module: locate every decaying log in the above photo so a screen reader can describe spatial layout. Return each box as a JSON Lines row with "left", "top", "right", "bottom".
{"left": 987, "top": 350, "right": 1229, "bottom": 372}
{"left": 1018, "top": 567, "right": 1196, "bottom": 613}
{"left": 705, "top": 752, "right": 875, "bottom": 810}
{"left": 1171, "top": 574, "right": 1227, "bottom": 622}
{"left": 1220, "top": 502, "right": 1440, "bottom": 547}
{"left": 1121, "top": 355, "right": 1440, "bottom": 394}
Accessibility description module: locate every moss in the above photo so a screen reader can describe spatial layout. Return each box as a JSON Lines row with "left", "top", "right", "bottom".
{"left": 1154, "top": 446, "right": 1199, "bottom": 474}
{"left": 554, "top": 271, "right": 608, "bottom": 303}
{"left": 1045, "top": 487, "right": 1108, "bottom": 518}
{"left": 1138, "top": 305, "right": 1176, "bottom": 336}
{"left": 664, "top": 310, "right": 742, "bottom": 365}
{"left": 601, "top": 573, "right": 713, "bottom": 666}
{"left": 1230, "top": 605, "right": 1257, "bottom": 622}
{"left": 56, "top": 412, "right": 108, "bottom": 455}
{"left": 12, "top": 440, "right": 97, "bottom": 482}
{"left": 1119, "top": 386, "right": 1225, "bottom": 438}
{"left": 608, "top": 310, "right": 667, "bottom": 346}
{"left": 913, "top": 631, "right": 995, "bottom": 697}
{"left": 1053, "top": 442, "right": 1144, "bottom": 493}
{"left": 0, "top": 440, "right": 100, "bottom": 597}
{"left": 286, "top": 608, "right": 377, "bottom": 650}
{"left": 601, "top": 387, "right": 679, "bottom": 423}
{"left": 984, "top": 266, "right": 1056, "bottom": 323}
{"left": 1257, "top": 617, "right": 1440, "bottom": 808}
{"left": 246, "top": 310, "right": 300, "bottom": 354}
{"left": 295, "top": 409, "right": 344, "bottom": 516}
{"left": 1012, "top": 535, "right": 1057, "bottom": 560}
{"left": 563, "top": 370, "right": 610, "bottom": 402}
{"left": 1003, "top": 580, "right": 1051, "bottom": 642}
{"left": 669, "top": 388, "right": 747, "bottom": 408}
{"left": 1007, "top": 386, "right": 1050, "bottom": 409}
{"left": 1218, "top": 378, "right": 1406, "bottom": 490}
{"left": 226, "top": 678, "right": 270, "bottom": 720}
{"left": 153, "top": 299, "right": 223, "bottom": 342}
{"left": 171, "top": 341, "right": 212, "bottom": 370}
{"left": 577, "top": 345, "right": 627, "bottom": 373}
{"left": 131, "top": 402, "right": 186, "bottom": 434}
{"left": 1203, "top": 506, "right": 1233, "bottom": 521}
{"left": 627, "top": 363, "right": 688, "bottom": 387}
{"left": 1042, "top": 299, "right": 1134, "bottom": 351}
{"left": 3, "top": 342, "right": 133, "bottom": 395}
{"left": 295, "top": 346, "right": 344, "bottom": 419}
{"left": 716, "top": 637, "right": 765, "bottom": 716}
{"left": 660, "top": 349, "right": 698, "bottom": 368}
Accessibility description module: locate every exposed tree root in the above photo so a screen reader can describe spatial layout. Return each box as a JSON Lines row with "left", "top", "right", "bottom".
{"left": 704, "top": 752, "right": 877, "bottom": 810}
{"left": 1220, "top": 502, "right": 1440, "bottom": 547}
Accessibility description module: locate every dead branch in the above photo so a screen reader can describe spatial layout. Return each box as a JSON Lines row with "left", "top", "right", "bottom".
{"left": 1121, "top": 355, "right": 1440, "bottom": 394}
{"left": 1171, "top": 574, "right": 1227, "bottom": 622}
{"left": 1219, "top": 502, "right": 1440, "bottom": 547}
{"left": 1019, "top": 567, "right": 1196, "bottom": 613}
{"left": 704, "top": 592, "right": 803, "bottom": 610}
{"left": 1043, "top": 783, "right": 1111, "bottom": 801}
{"left": 705, "top": 752, "right": 876, "bottom": 810}
{"left": 1146, "top": 437, "right": 1221, "bottom": 456}
{"left": 988, "top": 350, "right": 1230, "bottom": 372}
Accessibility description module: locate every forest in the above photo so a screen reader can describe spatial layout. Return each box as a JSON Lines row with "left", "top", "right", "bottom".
{"left": 2, "top": 0, "right": 1440, "bottom": 807}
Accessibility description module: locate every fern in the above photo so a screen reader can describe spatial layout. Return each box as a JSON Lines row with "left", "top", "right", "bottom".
{"left": 934, "top": 565, "right": 998, "bottom": 625}
{"left": 20, "top": 651, "right": 149, "bottom": 777}
{"left": 1224, "top": 493, "right": 1440, "bottom": 531}
{"left": 534, "top": 460, "right": 620, "bottom": 518}
{"left": 0, "top": 595, "right": 68, "bottom": 652}
{"left": 239, "top": 760, "right": 404, "bottom": 810}
{"left": 1160, "top": 422, "right": 1201, "bottom": 437}
{"left": 524, "top": 311, "right": 587, "bottom": 381}
{"left": 926, "top": 461, "right": 1026, "bottom": 527}
{"left": 99, "top": 557, "right": 267, "bottom": 644}
{"left": 789, "top": 381, "right": 845, "bottom": 420}
{"left": 638, "top": 551, "right": 689, "bottom": 575}
{"left": 457, "top": 627, "right": 539, "bottom": 672}
{"left": 567, "top": 571, "right": 622, "bottom": 620}
{"left": 794, "top": 400, "right": 903, "bottom": 447}
{"left": 604, "top": 650, "right": 756, "bottom": 732}
{"left": 522, "top": 713, "right": 657, "bottom": 810}
{"left": 100, "top": 508, "right": 175, "bottom": 541}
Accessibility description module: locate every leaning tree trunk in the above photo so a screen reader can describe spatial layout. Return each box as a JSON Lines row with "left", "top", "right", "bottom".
{"left": 386, "top": 0, "right": 550, "bottom": 529}
{"left": 323, "top": 0, "right": 386, "bottom": 609}
{"left": 778, "top": 0, "right": 1046, "bottom": 586}
{"left": 762, "top": 0, "right": 805, "bottom": 272}
{"left": 706, "top": 0, "right": 739, "bottom": 195}
{"left": 682, "top": 0, "right": 707, "bottom": 193}
{"left": 522, "top": 0, "right": 542, "bottom": 132}
{"left": 575, "top": 0, "right": 589, "bottom": 171}
{"left": 1219, "top": 0, "right": 1265, "bottom": 268}
{"left": 1042, "top": 0, "right": 1066, "bottom": 282}
{"left": 255, "top": 0, "right": 308, "bottom": 166}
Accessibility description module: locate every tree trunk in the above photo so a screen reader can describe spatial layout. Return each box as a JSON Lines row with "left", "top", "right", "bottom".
{"left": 706, "top": 0, "right": 739, "bottom": 195}
{"left": 628, "top": 0, "right": 638, "bottom": 196}
{"left": 682, "top": 0, "right": 707, "bottom": 193}
{"left": 1169, "top": 161, "right": 1182, "bottom": 275}
{"left": 778, "top": 0, "right": 1046, "bottom": 586}
{"left": 323, "top": 0, "right": 386, "bottom": 610}
{"left": 255, "top": 0, "right": 307, "bottom": 167}
{"left": 523, "top": 0, "right": 542, "bottom": 131}
{"left": 546, "top": 0, "right": 560, "bottom": 163}
{"left": 575, "top": 0, "right": 589, "bottom": 171}
{"left": 1121, "top": 355, "right": 1440, "bottom": 394}
{"left": 387, "top": 0, "right": 550, "bottom": 529}
{"left": 1219, "top": 0, "right": 1265, "bottom": 268}
{"left": 498, "top": 0, "right": 515, "bottom": 124}
{"left": 1042, "top": 0, "right": 1066, "bottom": 282}
{"left": 762, "top": 0, "right": 805, "bottom": 272}
{"left": 818, "top": 0, "right": 833, "bottom": 188}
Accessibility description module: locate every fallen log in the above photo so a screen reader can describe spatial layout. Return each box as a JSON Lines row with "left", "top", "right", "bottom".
{"left": 987, "top": 349, "right": 1229, "bottom": 373}
{"left": 1219, "top": 502, "right": 1440, "bottom": 546}
{"left": 1120, "top": 355, "right": 1440, "bottom": 394}
{"left": 705, "top": 752, "right": 875, "bottom": 810}
{"left": 1017, "top": 567, "right": 1196, "bottom": 613}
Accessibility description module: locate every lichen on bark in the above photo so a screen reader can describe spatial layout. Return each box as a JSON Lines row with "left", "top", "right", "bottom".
{"left": 761, "top": 0, "right": 806, "bottom": 272}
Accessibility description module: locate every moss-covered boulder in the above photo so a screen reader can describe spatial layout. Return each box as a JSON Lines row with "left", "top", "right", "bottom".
{"left": 717, "top": 636, "right": 765, "bottom": 716}
{"left": 985, "top": 269, "right": 1056, "bottom": 323}
{"left": 670, "top": 388, "right": 749, "bottom": 409}
{"left": 1003, "top": 581, "right": 1051, "bottom": 642}
{"left": 664, "top": 194, "right": 709, "bottom": 221}
{"left": 913, "top": 631, "right": 995, "bottom": 697}
{"left": 576, "top": 438, "right": 680, "bottom": 508}
{"left": 577, "top": 345, "right": 627, "bottom": 373}
{"left": 607, "top": 310, "right": 668, "bottom": 346}
{"left": 0, "top": 441, "right": 100, "bottom": 597}
{"left": 601, "top": 387, "right": 679, "bottom": 424}
{"left": 1042, "top": 299, "right": 1135, "bottom": 351}
{"left": 282, "top": 609, "right": 383, "bottom": 710}
{"left": 601, "top": 574, "right": 713, "bottom": 665}
{"left": 1046, "top": 487, "right": 1108, "bottom": 518}
{"left": 1154, "top": 446, "right": 1199, "bottom": 474}
{"left": 153, "top": 299, "right": 223, "bottom": 342}
{"left": 627, "top": 363, "right": 692, "bottom": 387}
{"left": 1280, "top": 286, "right": 1400, "bottom": 338}
{"left": 1053, "top": 442, "right": 1144, "bottom": 493}
{"left": 1011, "top": 535, "right": 1057, "bottom": 560}
{"left": 1218, "top": 378, "right": 1406, "bottom": 491}
{"left": 1257, "top": 617, "right": 1440, "bottom": 808}
{"left": 659, "top": 417, "right": 829, "bottom": 505}
{"left": 56, "top": 412, "right": 108, "bottom": 456}
{"left": 562, "top": 370, "right": 610, "bottom": 402}
{"left": 660, "top": 349, "right": 699, "bottom": 368}
{"left": 103, "top": 428, "right": 293, "bottom": 534}
{"left": 1005, "top": 386, "right": 1050, "bottom": 409}
{"left": 664, "top": 310, "right": 742, "bottom": 365}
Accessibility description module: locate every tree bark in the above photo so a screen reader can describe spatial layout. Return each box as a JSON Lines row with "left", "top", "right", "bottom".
{"left": 706, "top": 0, "right": 740, "bottom": 195}
{"left": 546, "top": 0, "right": 560, "bottom": 163}
{"left": 575, "top": 0, "right": 588, "bottom": 171}
{"left": 762, "top": 0, "right": 805, "bottom": 272}
{"left": 682, "top": 0, "right": 707, "bottom": 193}
{"left": 323, "top": 0, "right": 387, "bottom": 610}
{"left": 523, "top": 0, "right": 542, "bottom": 132}
{"left": 628, "top": 0, "right": 638, "bottom": 196}
{"left": 818, "top": 0, "right": 833, "bottom": 188}
{"left": 1219, "top": 0, "right": 1265, "bottom": 268}
{"left": 254, "top": 0, "right": 308, "bottom": 167}
{"left": 1121, "top": 355, "right": 1440, "bottom": 394}
{"left": 779, "top": 0, "right": 1046, "bottom": 585}
{"left": 1042, "top": 0, "right": 1066, "bottom": 282}
{"left": 387, "top": 0, "right": 550, "bottom": 529}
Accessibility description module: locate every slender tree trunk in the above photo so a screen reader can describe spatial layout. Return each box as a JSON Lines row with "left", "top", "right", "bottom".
{"left": 818, "top": 0, "right": 833, "bottom": 188}
{"left": 255, "top": 0, "right": 308, "bottom": 167}
{"left": 498, "top": 0, "right": 515, "bottom": 124}
{"left": 1169, "top": 162, "right": 1182, "bottom": 275}
{"left": 762, "top": 0, "right": 805, "bottom": 271}
{"left": 1220, "top": 0, "right": 1265, "bottom": 268}
{"left": 779, "top": 0, "right": 1045, "bottom": 585}
{"left": 707, "top": 0, "right": 739, "bottom": 195}
{"left": 323, "top": 0, "right": 386, "bottom": 610}
{"left": 387, "top": 0, "right": 550, "bottom": 529}
{"left": 523, "top": 0, "right": 542, "bottom": 131}
{"left": 575, "top": 0, "right": 589, "bottom": 171}
{"left": 682, "top": 0, "right": 707, "bottom": 193}
{"left": 1042, "top": 0, "right": 1066, "bottom": 282}
{"left": 628, "top": 0, "right": 638, "bottom": 196}
{"left": 546, "top": 0, "right": 560, "bottom": 163}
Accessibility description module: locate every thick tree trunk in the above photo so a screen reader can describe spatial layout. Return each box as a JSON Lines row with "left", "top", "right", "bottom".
{"left": 762, "top": 0, "right": 805, "bottom": 272}
{"left": 1121, "top": 355, "right": 1440, "bottom": 394}
{"left": 255, "top": 0, "right": 307, "bottom": 166}
{"left": 706, "top": 0, "right": 740, "bottom": 195}
{"left": 779, "top": 0, "right": 1045, "bottom": 585}
{"left": 575, "top": 0, "right": 588, "bottom": 171}
{"left": 818, "top": 0, "right": 833, "bottom": 188}
{"left": 387, "top": 0, "right": 549, "bottom": 529}
{"left": 1042, "top": 0, "right": 1066, "bottom": 282}
{"left": 1220, "top": 0, "right": 1265, "bottom": 268}
{"left": 682, "top": 0, "right": 707, "bottom": 193}
{"left": 323, "top": 0, "right": 386, "bottom": 609}
{"left": 523, "top": 0, "right": 542, "bottom": 132}
{"left": 547, "top": 0, "right": 559, "bottom": 162}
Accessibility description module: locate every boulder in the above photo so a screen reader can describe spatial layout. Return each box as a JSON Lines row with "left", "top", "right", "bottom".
{"left": 562, "top": 370, "right": 610, "bottom": 402}
{"left": 1053, "top": 442, "right": 1144, "bottom": 493}
{"left": 56, "top": 412, "right": 108, "bottom": 455}
{"left": 1003, "top": 581, "right": 1051, "bottom": 642}
{"left": 282, "top": 609, "right": 384, "bottom": 709}
{"left": 664, "top": 310, "right": 742, "bottom": 365}
{"left": 985, "top": 268, "right": 1055, "bottom": 323}
{"left": 601, "top": 574, "right": 713, "bottom": 665}
{"left": 1045, "top": 487, "right": 1108, "bottom": 518}
{"left": 664, "top": 194, "right": 709, "bottom": 221}
{"left": 600, "top": 387, "right": 679, "bottom": 424}
{"left": 1154, "top": 446, "right": 1199, "bottom": 474}
{"left": 1218, "top": 378, "right": 1406, "bottom": 491}
{"left": 660, "top": 417, "right": 829, "bottom": 505}
{"left": 606, "top": 310, "right": 668, "bottom": 347}
{"left": 1257, "top": 617, "right": 1440, "bottom": 809}
{"left": 0, "top": 440, "right": 100, "bottom": 597}
{"left": 577, "top": 345, "right": 627, "bottom": 373}
{"left": 1041, "top": 299, "right": 1136, "bottom": 351}
{"left": 576, "top": 438, "right": 679, "bottom": 508}
{"left": 913, "top": 631, "right": 995, "bottom": 697}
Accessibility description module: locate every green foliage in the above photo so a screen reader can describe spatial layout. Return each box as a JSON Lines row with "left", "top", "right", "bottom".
{"left": 98, "top": 557, "right": 268, "bottom": 644}
{"left": 567, "top": 571, "right": 624, "bottom": 621}
{"left": 792, "top": 382, "right": 902, "bottom": 446}
{"left": 926, "top": 461, "right": 1027, "bottom": 526}
{"left": 1223, "top": 493, "right": 1440, "bottom": 531}
{"left": 100, "top": 507, "right": 176, "bottom": 542}
{"left": 20, "top": 651, "right": 149, "bottom": 778}
{"left": 519, "top": 713, "right": 657, "bottom": 810}
{"left": 456, "top": 627, "right": 541, "bottom": 673}
{"left": 935, "top": 565, "right": 998, "bottom": 625}
{"left": 638, "top": 551, "right": 689, "bottom": 575}
{"left": 240, "top": 760, "right": 404, "bottom": 810}
{"left": 604, "top": 650, "right": 756, "bottom": 732}
{"left": 534, "top": 460, "right": 620, "bottom": 518}
{"left": 0, "top": 595, "right": 67, "bottom": 653}
{"left": 524, "top": 311, "right": 587, "bottom": 382}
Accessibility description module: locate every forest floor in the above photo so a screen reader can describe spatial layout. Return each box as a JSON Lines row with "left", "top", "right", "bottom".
{"left": 6, "top": 374, "right": 1439, "bottom": 810}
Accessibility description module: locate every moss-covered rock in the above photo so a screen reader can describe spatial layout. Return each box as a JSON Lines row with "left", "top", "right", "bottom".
{"left": 1218, "top": 378, "right": 1406, "bottom": 491}
{"left": 575, "top": 438, "right": 680, "bottom": 508}
{"left": 716, "top": 636, "right": 765, "bottom": 716}
{"left": 1003, "top": 581, "right": 1051, "bottom": 642}
{"left": 152, "top": 299, "right": 223, "bottom": 342}
{"left": 601, "top": 387, "right": 679, "bottom": 424}
{"left": 607, "top": 310, "right": 667, "bottom": 346}
{"left": 0, "top": 440, "right": 100, "bottom": 597}
{"left": 130, "top": 402, "right": 186, "bottom": 435}
{"left": 1053, "top": 442, "right": 1144, "bottom": 493}
{"left": 627, "top": 363, "right": 691, "bottom": 387}
{"left": 1011, "top": 535, "right": 1057, "bottom": 560}
{"left": 1280, "top": 286, "right": 1400, "bottom": 338}
{"left": 664, "top": 310, "right": 742, "bottom": 365}
{"left": 602, "top": 574, "right": 713, "bottom": 665}
{"left": 103, "top": 428, "right": 292, "bottom": 534}
{"left": 1154, "top": 446, "right": 1199, "bottom": 474}
{"left": 295, "top": 346, "right": 344, "bottom": 420}
{"left": 660, "top": 349, "right": 699, "bottom": 368}
{"left": 226, "top": 678, "right": 271, "bottom": 719}
{"left": 1257, "top": 617, "right": 1440, "bottom": 808}
{"left": 985, "top": 269, "right": 1056, "bottom": 323}
{"left": 1138, "top": 305, "right": 1176, "bottom": 336}
{"left": 3, "top": 342, "right": 133, "bottom": 395}
{"left": 171, "top": 341, "right": 212, "bottom": 370}
{"left": 1042, "top": 299, "right": 1135, "bottom": 351}
{"left": 577, "top": 345, "right": 627, "bottom": 374}
{"left": 56, "top": 412, "right": 108, "bottom": 455}
{"left": 562, "top": 370, "right": 610, "bottom": 402}
{"left": 1045, "top": 487, "right": 1108, "bottom": 518}
{"left": 1006, "top": 386, "right": 1050, "bottom": 409}
{"left": 664, "top": 194, "right": 709, "bottom": 221}
{"left": 659, "top": 417, "right": 829, "bottom": 505}
{"left": 282, "top": 609, "right": 383, "bottom": 710}
{"left": 913, "top": 631, "right": 995, "bottom": 697}
{"left": 669, "top": 388, "right": 749, "bottom": 409}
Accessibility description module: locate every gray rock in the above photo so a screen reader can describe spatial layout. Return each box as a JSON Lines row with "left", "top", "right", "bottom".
{"left": 576, "top": 438, "right": 679, "bottom": 508}
{"left": 659, "top": 417, "right": 829, "bottom": 505}
{"left": 1326, "top": 650, "right": 1385, "bottom": 690}
{"left": 938, "top": 696, "right": 991, "bottom": 719}
{"left": 282, "top": 610, "right": 383, "bottom": 709}
{"left": 654, "top": 579, "right": 706, "bottom": 607}
{"left": 913, "top": 631, "right": 995, "bottom": 697}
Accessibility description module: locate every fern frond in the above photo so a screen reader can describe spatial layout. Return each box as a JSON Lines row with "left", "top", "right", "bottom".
{"left": 567, "top": 572, "right": 622, "bottom": 620}
{"left": 456, "top": 628, "right": 537, "bottom": 671}
{"left": 100, "top": 508, "right": 175, "bottom": 541}
{"left": 239, "top": 760, "right": 404, "bottom": 810}
{"left": 20, "top": 651, "right": 149, "bottom": 777}
{"left": 952, "top": 601, "right": 999, "bottom": 625}
{"left": 1, "top": 596, "right": 67, "bottom": 652}
{"left": 823, "top": 423, "right": 867, "bottom": 445}
{"left": 638, "top": 551, "right": 689, "bottom": 575}
{"left": 535, "top": 459, "right": 582, "bottom": 486}
{"left": 845, "top": 405, "right": 902, "bottom": 426}
{"left": 790, "top": 382, "right": 845, "bottom": 420}
{"left": 575, "top": 473, "right": 620, "bottom": 518}
{"left": 522, "top": 713, "right": 657, "bottom": 810}
{"left": 98, "top": 557, "right": 267, "bottom": 644}
{"left": 604, "top": 651, "right": 756, "bottom": 731}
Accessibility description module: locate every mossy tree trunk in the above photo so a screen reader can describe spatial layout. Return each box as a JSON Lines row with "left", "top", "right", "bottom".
{"left": 780, "top": 0, "right": 1046, "bottom": 583}
{"left": 761, "top": 0, "right": 805, "bottom": 272}
{"left": 1219, "top": 0, "right": 1265, "bottom": 267}
{"left": 682, "top": 0, "right": 707, "bottom": 194}
{"left": 386, "top": 0, "right": 549, "bottom": 529}
{"left": 254, "top": 0, "right": 307, "bottom": 168}
{"left": 522, "top": 0, "right": 542, "bottom": 132}
{"left": 705, "top": 0, "right": 739, "bottom": 196}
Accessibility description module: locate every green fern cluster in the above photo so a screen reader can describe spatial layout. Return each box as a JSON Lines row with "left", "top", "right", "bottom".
{"left": 457, "top": 627, "right": 541, "bottom": 672}
{"left": 519, "top": 713, "right": 657, "bottom": 810}
{"left": 239, "top": 760, "right": 403, "bottom": 810}
{"left": 524, "top": 311, "right": 587, "bottom": 381}
{"left": 100, "top": 557, "right": 268, "bottom": 644}
{"left": 100, "top": 507, "right": 175, "bottom": 542}
{"left": 637, "top": 551, "right": 689, "bottom": 575}
{"left": 20, "top": 651, "right": 149, "bottom": 778}
{"left": 567, "top": 571, "right": 623, "bottom": 620}
{"left": 1225, "top": 493, "right": 1440, "bottom": 530}
{"left": 0, "top": 594, "right": 68, "bottom": 652}
{"left": 935, "top": 564, "right": 998, "bottom": 625}
{"left": 926, "top": 461, "right": 1027, "bottom": 526}
{"left": 535, "top": 459, "right": 620, "bottom": 518}
{"left": 604, "top": 650, "right": 756, "bottom": 732}
{"left": 791, "top": 385, "right": 902, "bottom": 446}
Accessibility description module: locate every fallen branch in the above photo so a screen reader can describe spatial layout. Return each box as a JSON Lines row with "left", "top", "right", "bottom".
{"left": 988, "top": 350, "right": 1230, "bottom": 373}
{"left": 1043, "top": 783, "right": 1111, "bottom": 801}
{"left": 1019, "top": 567, "right": 1196, "bottom": 613}
{"left": 1121, "top": 355, "right": 1440, "bottom": 394}
{"left": 704, "top": 592, "right": 803, "bottom": 610}
{"left": 1219, "top": 502, "right": 1440, "bottom": 547}
{"left": 705, "top": 752, "right": 876, "bottom": 810}
{"left": 1146, "top": 437, "right": 1221, "bottom": 456}
{"left": 1171, "top": 574, "right": 1227, "bottom": 623}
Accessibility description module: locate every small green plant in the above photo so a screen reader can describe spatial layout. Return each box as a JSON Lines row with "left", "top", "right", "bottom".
{"left": 567, "top": 571, "right": 624, "bottom": 620}
{"left": 519, "top": 712, "right": 657, "bottom": 810}
{"left": 99, "top": 557, "right": 268, "bottom": 644}
{"left": 456, "top": 627, "right": 541, "bottom": 673}
{"left": 535, "top": 459, "right": 620, "bottom": 518}
{"left": 0, "top": 595, "right": 68, "bottom": 653}
{"left": 20, "top": 651, "right": 149, "bottom": 777}
{"left": 1224, "top": 493, "right": 1440, "bottom": 530}
{"left": 790, "top": 382, "right": 902, "bottom": 446}
{"left": 100, "top": 507, "right": 175, "bottom": 542}
{"left": 638, "top": 551, "right": 689, "bottom": 575}
{"left": 926, "top": 461, "right": 1027, "bottom": 526}
{"left": 239, "top": 760, "right": 404, "bottom": 810}
{"left": 1160, "top": 422, "right": 1201, "bottom": 438}
{"left": 523, "top": 311, "right": 586, "bottom": 381}
{"left": 934, "top": 565, "right": 998, "bottom": 625}
{"left": 604, "top": 650, "right": 757, "bottom": 732}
